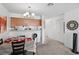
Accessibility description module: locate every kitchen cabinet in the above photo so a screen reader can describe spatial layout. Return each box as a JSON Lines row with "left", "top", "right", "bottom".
{"left": 11, "top": 17, "right": 42, "bottom": 27}
{"left": 10, "top": 17, "right": 42, "bottom": 31}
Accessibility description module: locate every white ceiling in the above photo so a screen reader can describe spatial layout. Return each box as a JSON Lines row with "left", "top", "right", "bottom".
{"left": 1, "top": 3, "right": 79, "bottom": 18}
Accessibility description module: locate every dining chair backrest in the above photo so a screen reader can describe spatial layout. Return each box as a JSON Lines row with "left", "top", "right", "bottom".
{"left": 12, "top": 40, "right": 25, "bottom": 55}
{"left": 32, "top": 33, "right": 37, "bottom": 41}
{"left": 0, "top": 38, "right": 3, "bottom": 45}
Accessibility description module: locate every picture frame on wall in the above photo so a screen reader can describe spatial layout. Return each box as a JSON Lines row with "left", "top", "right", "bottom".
{"left": 0, "top": 16, "right": 7, "bottom": 33}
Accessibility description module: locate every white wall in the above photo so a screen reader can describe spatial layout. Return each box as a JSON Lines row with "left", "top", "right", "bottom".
{"left": 64, "top": 8, "right": 79, "bottom": 52}
{"left": 45, "top": 14, "right": 64, "bottom": 43}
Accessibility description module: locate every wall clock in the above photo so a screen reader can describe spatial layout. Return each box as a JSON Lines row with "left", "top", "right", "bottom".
{"left": 67, "top": 20, "right": 78, "bottom": 30}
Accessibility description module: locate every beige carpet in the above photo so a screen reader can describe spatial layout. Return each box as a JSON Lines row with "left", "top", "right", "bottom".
{"left": 36, "top": 38, "right": 74, "bottom": 55}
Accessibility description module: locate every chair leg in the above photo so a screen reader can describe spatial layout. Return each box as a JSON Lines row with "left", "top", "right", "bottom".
{"left": 23, "top": 50, "right": 27, "bottom": 55}
{"left": 33, "top": 52, "right": 35, "bottom": 55}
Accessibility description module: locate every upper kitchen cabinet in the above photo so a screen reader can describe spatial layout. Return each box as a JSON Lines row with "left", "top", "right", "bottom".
{"left": 11, "top": 17, "right": 42, "bottom": 27}
{"left": 10, "top": 17, "right": 42, "bottom": 30}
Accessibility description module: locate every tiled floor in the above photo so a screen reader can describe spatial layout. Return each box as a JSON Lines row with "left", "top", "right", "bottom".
{"left": 37, "top": 39, "right": 74, "bottom": 55}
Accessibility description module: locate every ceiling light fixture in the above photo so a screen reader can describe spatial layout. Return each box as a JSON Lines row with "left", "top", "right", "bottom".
{"left": 23, "top": 6, "right": 35, "bottom": 18}
{"left": 47, "top": 3, "right": 54, "bottom": 6}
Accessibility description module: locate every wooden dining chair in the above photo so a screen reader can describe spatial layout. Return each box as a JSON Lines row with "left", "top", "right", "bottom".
{"left": 11, "top": 40, "right": 26, "bottom": 55}
{"left": 11, "top": 38, "right": 36, "bottom": 55}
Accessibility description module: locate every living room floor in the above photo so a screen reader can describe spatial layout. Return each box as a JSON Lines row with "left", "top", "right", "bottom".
{"left": 37, "top": 38, "right": 74, "bottom": 55}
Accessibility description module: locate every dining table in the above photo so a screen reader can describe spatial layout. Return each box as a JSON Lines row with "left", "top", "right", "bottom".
{"left": 0, "top": 37, "right": 36, "bottom": 55}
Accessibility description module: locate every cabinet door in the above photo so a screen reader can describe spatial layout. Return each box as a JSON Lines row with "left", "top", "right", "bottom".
{"left": 11, "top": 17, "right": 42, "bottom": 27}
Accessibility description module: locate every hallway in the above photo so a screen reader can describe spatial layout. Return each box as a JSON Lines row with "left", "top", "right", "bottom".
{"left": 37, "top": 38, "right": 74, "bottom": 55}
